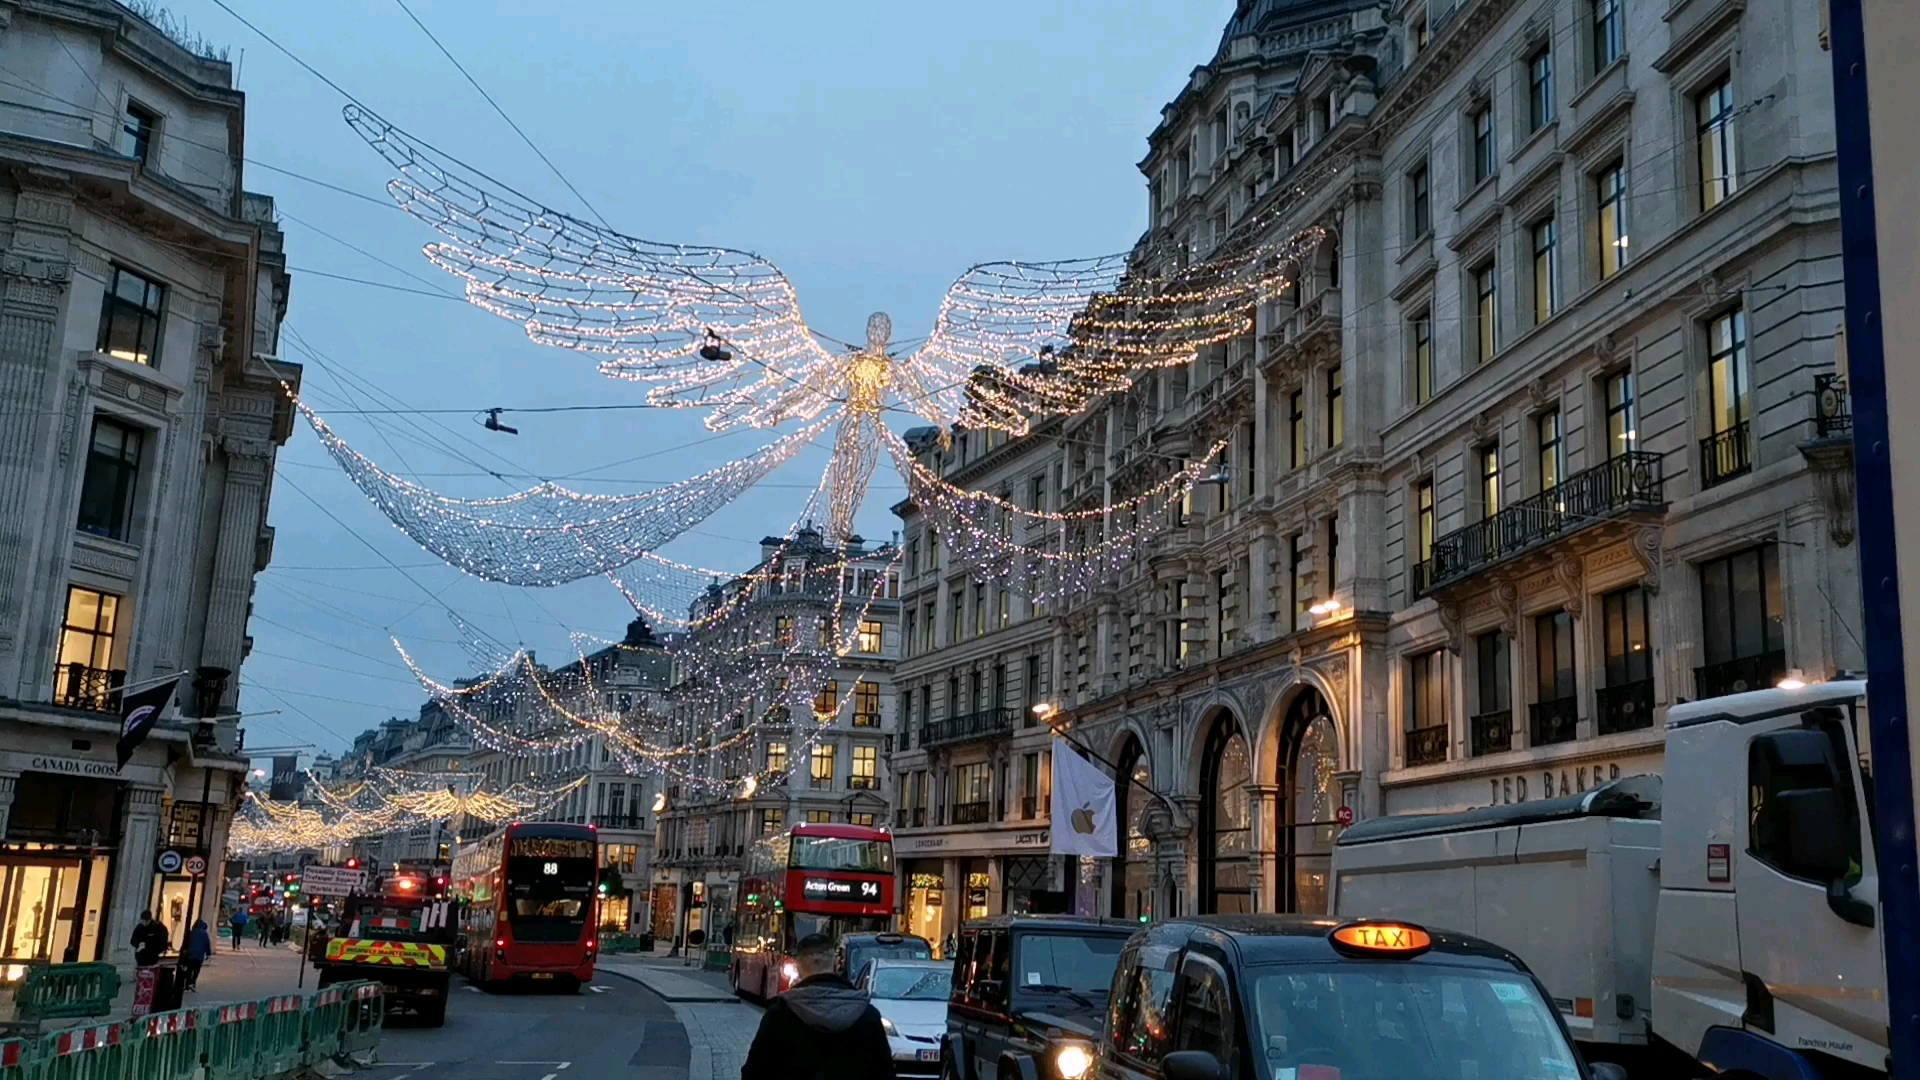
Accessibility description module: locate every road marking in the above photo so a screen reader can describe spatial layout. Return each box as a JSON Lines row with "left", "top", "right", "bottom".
{"left": 496, "top": 1063, "right": 570, "bottom": 1068}
{"left": 465, "top": 986, "right": 482, "bottom": 993}
{"left": 541, "top": 1075, "right": 557, "bottom": 1080}
{"left": 589, "top": 985, "right": 607, "bottom": 993}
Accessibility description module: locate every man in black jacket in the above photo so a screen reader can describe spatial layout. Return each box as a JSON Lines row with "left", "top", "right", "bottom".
{"left": 130, "top": 910, "right": 169, "bottom": 967}
{"left": 741, "top": 933, "right": 894, "bottom": 1080}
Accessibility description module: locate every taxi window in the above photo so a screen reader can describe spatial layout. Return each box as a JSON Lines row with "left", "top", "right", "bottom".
{"left": 1248, "top": 964, "right": 1580, "bottom": 1080}
{"left": 1172, "top": 958, "right": 1235, "bottom": 1061}
{"left": 1116, "top": 948, "right": 1177, "bottom": 1061}
{"left": 984, "top": 930, "right": 1011, "bottom": 1011}
{"left": 951, "top": 933, "right": 978, "bottom": 1005}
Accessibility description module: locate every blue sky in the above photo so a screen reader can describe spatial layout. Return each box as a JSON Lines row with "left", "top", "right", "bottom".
{"left": 169, "top": 0, "right": 1233, "bottom": 756}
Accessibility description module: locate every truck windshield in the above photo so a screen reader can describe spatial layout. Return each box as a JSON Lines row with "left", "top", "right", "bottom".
{"left": 505, "top": 856, "right": 595, "bottom": 942}
{"left": 1249, "top": 964, "right": 1581, "bottom": 1080}
{"left": 790, "top": 836, "right": 892, "bottom": 873}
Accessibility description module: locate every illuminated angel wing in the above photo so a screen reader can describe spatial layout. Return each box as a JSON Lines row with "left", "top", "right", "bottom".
{"left": 344, "top": 105, "right": 838, "bottom": 431}
{"left": 902, "top": 255, "right": 1130, "bottom": 434}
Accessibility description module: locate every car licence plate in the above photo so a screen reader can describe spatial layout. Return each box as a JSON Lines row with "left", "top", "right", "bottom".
{"left": 917, "top": 1050, "right": 940, "bottom": 1062}
{"left": 531, "top": 973, "right": 554, "bottom": 980}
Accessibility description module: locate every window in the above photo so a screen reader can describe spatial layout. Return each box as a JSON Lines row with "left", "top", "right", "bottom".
{"left": 950, "top": 590, "right": 964, "bottom": 643}
{"left": 903, "top": 611, "right": 916, "bottom": 656}
{"left": 1324, "top": 366, "right": 1344, "bottom": 448}
{"left": 1415, "top": 478, "right": 1436, "bottom": 564}
{"left": 1408, "top": 163, "right": 1432, "bottom": 239}
{"left": 819, "top": 617, "right": 837, "bottom": 651}
{"left": 853, "top": 681, "right": 880, "bottom": 727}
{"left": 55, "top": 585, "right": 121, "bottom": 690}
{"left": 1471, "top": 103, "right": 1495, "bottom": 183}
{"left": 805, "top": 811, "right": 834, "bottom": 825}
{"left": 954, "top": 762, "right": 991, "bottom": 823}
{"left": 1476, "top": 630, "right": 1512, "bottom": 714}
{"left": 1413, "top": 15, "right": 1429, "bottom": 53}
{"left": 997, "top": 588, "right": 1010, "bottom": 628}
{"left": 760, "top": 808, "right": 785, "bottom": 834}
{"left": 1406, "top": 650, "right": 1447, "bottom": 765}
{"left": 1473, "top": 260, "right": 1498, "bottom": 363}
{"left": 1326, "top": 515, "right": 1339, "bottom": 596}
{"left": 857, "top": 619, "right": 883, "bottom": 654}
{"left": 1528, "top": 48, "right": 1556, "bottom": 131}
{"left": 851, "top": 812, "right": 877, "bottom": 827}
{"left": 1478, "top": 444, "right": 1502, "bottom": 520}
{"left": 1215, "top": 568, "right": 1230, "bottom": 655}
{"left": 765, "top": 740, "right": 789, "bottom": 774}
{"left": 1698, "top": 76, "right": 1737, "bottom": 210}
{"left": 1600, "top": 586, "right": 1654, "bottom": 732}
{"left": 1605, "top": 371, "right": 1638, "bottom": 459}
{"left": 1532, "top": 217, "right": 1558, "bottom": 324}
{"left": 920, "top": 609, "right": 934, "bottom": 652}
{"left": 973, "top": 584, "right": 987, "bottom": 637}
{"left": 1291, "top": 532, "right": 1311, "bottom": 622}
{"left": 76, "top": 418, "right": 144, "bottom": 541}
{"left": 774, "top": 615, "right": 795, "bottom": 646}
{"left": 814, "top": 680, "right": 839, "bottom": 718}
{"left": 1288, "top": 390, "right": 1306, "bottom": 468}
{"left": 1411, "top": 310, "right": 1434, "bottom": 404}
{"left": 1597, "top": 162, "right": 1629, "bottom": 278}
{"left": 1592, "top": 0, "right": 1623, "bottom": 72}
{"left": 1705, "top": 309, "right": 1752, "bottom": 484}
{"left": 1697, "top": 544, "right": 1785, "bottom": 697}
{"left": 852, "top": 745, "right": 878, "bottom": 789}
{"left": 1021, "top": 753, "right": 1040, "bottom": 818}
{"left": 98, "top": 267, "right": 164, "bottom": 366}
{"left": 1537, "top": 409, "right": 1565, "bottom": 493}
{"left": 1533, "top": 610, "right": 1577, "bottom": 744}
{"left": 121, "top": 102, "right": 156, "bottom": 163}
{"left": 809, "top": 744, "right": 836, "bottom": 789}
{"left": 1171, "top": 959, "right": 1235, "bottom": 1057}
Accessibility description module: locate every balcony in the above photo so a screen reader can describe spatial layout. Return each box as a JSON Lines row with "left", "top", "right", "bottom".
{"left": 921, "top": 708, "right": 1017, "bottom": 749}
{"left": 1414, "top": 452, "right": 1665, "bottom": 597}
{"left": 852, "top": 712, "right": 882, "bottom": 728}
{"left": 952, "top": 801, "right": 991, "bottom": 825}
{"left": 54, "top": 663, "right": 125, "bottom": 712}
{"left": 848, "top": 775, "right": 879, "bottom": 790}
{"left": 1699, "top": 422, "right": 1752, "bottom": 488}
{"left": 1471, "top": 710, "right": 1513, "bottom": 757}
{"left": 1020, "top": 795, "right": 1050, "bottom": 820}
{"left": 1529, "top": 696, "right": 1579, "bottom": 746}
{"left": 1814, "top": 374, "right": 1852, "bottom": 439}
{"left": 591, "top": 813, "right": 648, "bottom": 831}
{"left": 1405, "top": 724, "right": 1448, "bottom": 767}
{"left": 1595, "top": 679, "right": 1655, "bottom": 735}
{"left": 1695, "top": 650, "right": 1786, "bottom": 700}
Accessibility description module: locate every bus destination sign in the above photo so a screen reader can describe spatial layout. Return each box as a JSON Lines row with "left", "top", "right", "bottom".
{"left": 801, "top": 877, "right": 883, "bottom": 903}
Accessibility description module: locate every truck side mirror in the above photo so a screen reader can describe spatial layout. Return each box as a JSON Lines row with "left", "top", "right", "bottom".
{"left": 1163, "top": 1050, "right": 1230, "bottom": 1080}
{"left": 1776, "top": 787, "right": 1850, "bottom": 880}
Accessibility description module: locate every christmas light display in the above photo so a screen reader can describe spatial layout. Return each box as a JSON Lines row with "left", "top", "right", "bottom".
{"left": 228, "top": 769, "right": 588, "bottom": 857}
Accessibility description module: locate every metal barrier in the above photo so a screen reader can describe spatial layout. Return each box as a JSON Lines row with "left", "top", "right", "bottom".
{"left": 14, "top": 965, "right": 119, "bottom": 1024}
{"left": 0, "top": 1039, "right": 29, "bottom": 1080}
{"left": 37, "top": 1023, "right": 128, "bottom": 1080}
{"left": 339, "top": 982, "right": 385, "bottom": 1057}
{"left": 253, "top": 995, "right": 305, "bottom": 1076}
{"left": 200, "top": 1000, "right": 259, "bottom": 1080}
{"left": 135, "top": 1009, "right": 200, "bottom": 1080}
{"left": 299, "top": 985, "right": 347, "bottom": 1063}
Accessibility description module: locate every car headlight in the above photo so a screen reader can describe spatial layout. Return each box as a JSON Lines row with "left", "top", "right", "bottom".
{"left": 1054, "top": 1043, "right": 1093, "bottom": 1079}
{"left": 880, "top": 1016, "right": 897, "bottom": 1036}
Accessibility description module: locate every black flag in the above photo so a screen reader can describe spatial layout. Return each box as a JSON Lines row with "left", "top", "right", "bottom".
{"left": 116, "top": 677, "right": 179, "bottom": 769}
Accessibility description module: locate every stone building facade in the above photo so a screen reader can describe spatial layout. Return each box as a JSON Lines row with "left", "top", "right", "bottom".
{"left": 893, "top": 0, "right": 1856, "bottom": 920}
{"left": 0, "top": 0, "right": 299, "bottom": 968}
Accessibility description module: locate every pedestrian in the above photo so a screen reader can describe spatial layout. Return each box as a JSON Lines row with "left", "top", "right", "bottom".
{"left": 739, "top": 933, "right": 893, "bottom": 1080}
{"left": 130, "top": 910, "right": 169, "bottom": 967}
{"left": 256, "top": 911, "right": 271, "bottom": 947}
{"left": 180, "top": 920, "right": 212, "bottom": 991}
{"left": 229, "top": 908, "right": 249, "bottom": 952}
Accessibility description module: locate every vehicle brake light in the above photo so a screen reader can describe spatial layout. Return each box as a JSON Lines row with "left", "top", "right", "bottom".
{"left": 1574, "top": 998, "right": 1594, "bottom": 1018}
{"left": 1330, "top": 921, "right": 1433, "bottom": 956}
{"left": 495, "top": 939, "right": 506, "bottom": 948}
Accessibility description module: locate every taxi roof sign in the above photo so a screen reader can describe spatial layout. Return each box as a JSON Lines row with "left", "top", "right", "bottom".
{"left": 1330, "top": 921, "right": 1433, "bottom": 956}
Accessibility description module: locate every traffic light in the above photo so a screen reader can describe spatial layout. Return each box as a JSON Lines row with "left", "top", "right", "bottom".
{"left": 597, "top": 881, "right": 609, "bottom": 896}
{"left": 286, "top": 880, "right": 301, "bottom": 897}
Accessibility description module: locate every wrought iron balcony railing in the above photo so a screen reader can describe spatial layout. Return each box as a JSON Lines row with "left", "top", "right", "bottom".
{"left": 1415, "top": 451, "right": 1663, "bottom": 596}
{"left": 1405, "top": 724, "right": 1448, "bottom": 767}
{"left": 1471, "top": 709, "right": 1513, "bottom": 756}
{"left": 1595, "top": 678, "right": 1656, "bottom": 735}
{"left": 848, "top": 775, "right": 879, "bottom": 790}
{"left": 921, "top": 708, "right": 1017, "bottom": 749}
{"left": 1699, "top": 421, "right": 1752, "bottom": 487}
{"left": 1529, "top": 696, "right": 1579, "bottom": 746}
{"left": 952, "top": 801, "right": 991, "bottom": 825}
{"left": 591, "top": 814, "right": 648, "bottom": 831}
{"left": 55, "top": 663, "right": 125, "bottom": 712}
{"left": 1814, "top": 374, "right": 1852, "bottom": 438}
{"left": 1695, "top": 650, "right": 1786, "bottom": 700}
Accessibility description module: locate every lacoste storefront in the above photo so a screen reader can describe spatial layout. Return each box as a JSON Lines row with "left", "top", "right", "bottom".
{"left": 895, "top": 824, "right": 1058, "bottom": 950}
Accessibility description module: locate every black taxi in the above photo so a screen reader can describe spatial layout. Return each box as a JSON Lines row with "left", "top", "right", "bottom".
{"left": 943, "top": 914, "right": 1138, "bottom": 1080}
{"left": 1097, "top": 916, "right": 1626, "bottom": 1080}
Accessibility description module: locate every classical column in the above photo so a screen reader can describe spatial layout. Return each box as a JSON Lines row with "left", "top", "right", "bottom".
{"left": 199, "top": 436, "right": 272, "bottom": 712}
{"left": 1246, "top": 783, "right": 1279, "bottom": 913}
{"left": 940, "top": 856, "right": 962, "bottom": 947}
{"left": 107, "top": 786, "right": 165, "bottom": 969}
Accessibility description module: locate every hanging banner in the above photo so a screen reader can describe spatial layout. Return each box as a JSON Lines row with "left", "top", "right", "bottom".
{"left": 1049, "top": 741, "right": 1116, "bottom": 857}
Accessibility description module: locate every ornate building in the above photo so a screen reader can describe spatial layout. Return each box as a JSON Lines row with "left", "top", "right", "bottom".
{"left": 0, "top": 0, "right": 299, "bottom": 968}
{"left": 893, "top": 0, "right": 1856, "bottom": 919}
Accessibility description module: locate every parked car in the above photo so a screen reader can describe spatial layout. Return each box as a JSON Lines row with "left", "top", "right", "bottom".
{"left": 1096, "top": 915, "right": 1621, "bottom": 1080}
{"left": 839, "top": 931, "right": 935, "bottom": 985}
{"left": 857, "top": 958, "right": 952, "bottom": 1077}
{"left": 942, "top": 915, "right": 1135, "bottom": 1080}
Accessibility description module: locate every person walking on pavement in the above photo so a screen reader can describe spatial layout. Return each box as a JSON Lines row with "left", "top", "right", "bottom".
{"left": 739, "top": 933, "right": 893, "bottom": 1080}
{"left": 180, "top": 920, "right": 212, "bottom": 991}
{"left": 256, "top": 910, "right": 272, "bottom": 947}
{"left": 229, "top": 908, "right": 249, "bottom": 952}
{"left": 130, "top": 910, "right": 169, "bottom": 967}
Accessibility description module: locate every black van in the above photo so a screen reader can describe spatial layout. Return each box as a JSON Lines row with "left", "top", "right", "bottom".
{"left": 943, "top": 914, "right": 1137, "bottom": 1080}
{"left": 1097, "top": 915, "right": 1624, "bottom": 1080}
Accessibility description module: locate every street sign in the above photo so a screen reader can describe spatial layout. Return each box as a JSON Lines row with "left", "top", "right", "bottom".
{"left": 155, "top": 849, "right": 184, "bottom": 874}
{"left": 299, "top": 866, "right": 366, "bottom": 897}
{"left": 184, "top": 855, "right": 208, "bottom": 877}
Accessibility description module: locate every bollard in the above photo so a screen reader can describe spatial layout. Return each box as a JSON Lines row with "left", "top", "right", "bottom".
{"left": 253, "top": 995, "right": 305, "bottom": 1076}
{"left": 136, "top": 1009, "right": 200, "bottom": 1080}
{"left": 198, "top": 1001, "right": 258, "bottom": 1080}
{"left": 37, "top": 1023, "right": 126, "bottom": 1080}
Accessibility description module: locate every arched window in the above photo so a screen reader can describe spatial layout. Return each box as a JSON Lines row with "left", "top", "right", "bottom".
{"left": 1277, "top": 689, "right": 1341, "bottom": 913}
{"left": 1110, "top": 739, "right": 1153, "bottom": 922}
{"left": 1199, "top": 715, "right": 1252, "bottom": 914}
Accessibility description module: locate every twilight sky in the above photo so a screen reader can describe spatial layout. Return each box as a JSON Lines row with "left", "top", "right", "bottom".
{"left": 162, "top": 0, "right": 1234, "bottom": 757}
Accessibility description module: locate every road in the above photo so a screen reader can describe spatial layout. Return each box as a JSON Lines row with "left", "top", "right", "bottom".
{"left": 354, "top": 972, "right": 710, "bottom": 1080}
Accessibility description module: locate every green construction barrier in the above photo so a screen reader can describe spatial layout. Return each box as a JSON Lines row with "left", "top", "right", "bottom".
{"left": 133, "top": 1008, "right": 201, "bottom": 1080}
{"left": 14, "top": 965, "right": 119, "bottom": 1024}
{"left": 0, "top": 1038, "right": 30, "bottom": 1080}
{"left": 299, "top": 984, "right": 349, "bottom": 1063}
{"left": 36, "top": 1023, "right": 130, "bottom": 1080}
{"left": 252, "top": 994, "right": 305, "bottom": 1076}
{"left": 199, "top": 1000, "right": 260, "bottom": 1080}
{"left": 337, "top": 982, "right": 384, "bottom": 1058}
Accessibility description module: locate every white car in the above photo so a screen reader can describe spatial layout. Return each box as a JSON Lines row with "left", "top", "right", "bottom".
{"left": 858, "top": 958, "right": 951, "bottom": 1077}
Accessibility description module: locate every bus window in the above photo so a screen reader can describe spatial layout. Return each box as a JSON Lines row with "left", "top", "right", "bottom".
{"left": 506, "top": 850, "right": 595, "bottom": 942}
{"left": 790, "top": 836, "right": 892, "bottom": 873}
{"left": 787, "top": 912, "right": 891, "bottom": 944}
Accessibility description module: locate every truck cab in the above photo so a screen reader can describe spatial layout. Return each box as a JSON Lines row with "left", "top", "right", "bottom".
{"left": 1656, "top": 680, "right": 1885, "bottom": 1076}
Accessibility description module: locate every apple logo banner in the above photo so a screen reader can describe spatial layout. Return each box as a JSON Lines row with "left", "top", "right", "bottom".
{"left": 1049, "top": 742, "right": 1117, "bottom": 857}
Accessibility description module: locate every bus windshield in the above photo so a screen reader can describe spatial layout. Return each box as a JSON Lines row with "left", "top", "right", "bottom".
{"left": 505, "top": 836, "right": 596, "bottom": 942}
{"left": 790, "top": 836, "right": 892, "bottom": 873}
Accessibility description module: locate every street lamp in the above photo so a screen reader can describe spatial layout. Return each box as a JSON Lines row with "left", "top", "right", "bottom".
{"left": 1308, "top": 598, "right": 1342, "bottom": 617}
{"left": 1031, "top": 702, "right": 1058, "bottom": 722}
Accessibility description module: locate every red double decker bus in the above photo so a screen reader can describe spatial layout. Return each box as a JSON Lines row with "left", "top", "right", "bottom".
{"left": 730, "top": 823, "right": 894, "bottom": 1000}
{"left": 451, "top": 821, "right": 600, "bottom": 989}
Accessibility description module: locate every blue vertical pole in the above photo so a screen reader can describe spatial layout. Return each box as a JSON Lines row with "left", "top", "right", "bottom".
{"left": 1828, "top": 2, "right": 1920, "bottom": 1073}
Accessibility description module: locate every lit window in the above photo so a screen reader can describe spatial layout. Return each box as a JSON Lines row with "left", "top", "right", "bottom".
{"left": 55, "top": 586, "right": 121, "bottom": 709}
{"left": 1537, "top": 410, "right": 1564, "bottom": 493}
{"left": 1325, "top": 366, "right": 1344, "bottom": 448}
{"left": 1697, "top": 76, "right": 1737, "bottom": 210}
{"left": 766, "top": 741, "right": 788, "bottom": 774}
{"left": 1532, "top": 218, "right": 1558, "bottom": 324}
{"left": 852, "top": 681, "right": 881, "bottom": 727}
{"left": 1605, "top": 371, "right": 1638, "bottom": 459}
{"left": 810, "top": 745, "right": 836, "bottom": 789}
{"left": 814, "top": 680, "right": 839, "bottom": 719}
{"left": 1473, "top": 261, "right": 1498, "bottom": 363}
{"left": 1411, "top": 311, "right": 1434, "bottom": 404}
{"left": 1597, "top": 162, "right": 1629, "bottom": 278}
{"left": 1479, "top": 444, "right": 1502, "bottom": 520}
{"left": 1415, "top": 479, "right": 1435, "bottom": 564}
{"left": 852, "top": 745, "right": 878, "bottom": 789}
{"left": 857, "top": 619, "right": 883, "bottom": 654}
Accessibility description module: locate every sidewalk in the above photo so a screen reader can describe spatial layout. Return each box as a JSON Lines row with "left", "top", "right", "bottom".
{"left": 596, "top": 953, "right": 756, "bottom": 1080}
{"left": 88, "top": 941, "right": 316, "bottom": 1025}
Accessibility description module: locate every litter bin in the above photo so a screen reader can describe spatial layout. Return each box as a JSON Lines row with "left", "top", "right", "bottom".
{"left": 152, "top": 963, "right": 185, "bottom": 1013}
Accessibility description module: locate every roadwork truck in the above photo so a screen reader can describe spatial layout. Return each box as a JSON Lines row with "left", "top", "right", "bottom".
{"left": 1332, "top": 679, "right": 1886, "bottom": 1078}
{"left": 313, "top": 869, "right": 455, "bottom": 1026}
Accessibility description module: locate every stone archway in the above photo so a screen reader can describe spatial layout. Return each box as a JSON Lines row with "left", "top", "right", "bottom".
{"left": 1272, "top": 686, "right": 1341, "bottom": 914}
{"left": 1196, "top": 710, "right": 1252, "bottom": 914}
{"left": 1108, "top": 734, "right": 1154, "bottom": 922}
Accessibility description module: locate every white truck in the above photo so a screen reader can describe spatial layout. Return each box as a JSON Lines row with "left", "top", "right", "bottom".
{"left": 1331, "top": 680, "right": 1887, "bottom": 1079}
